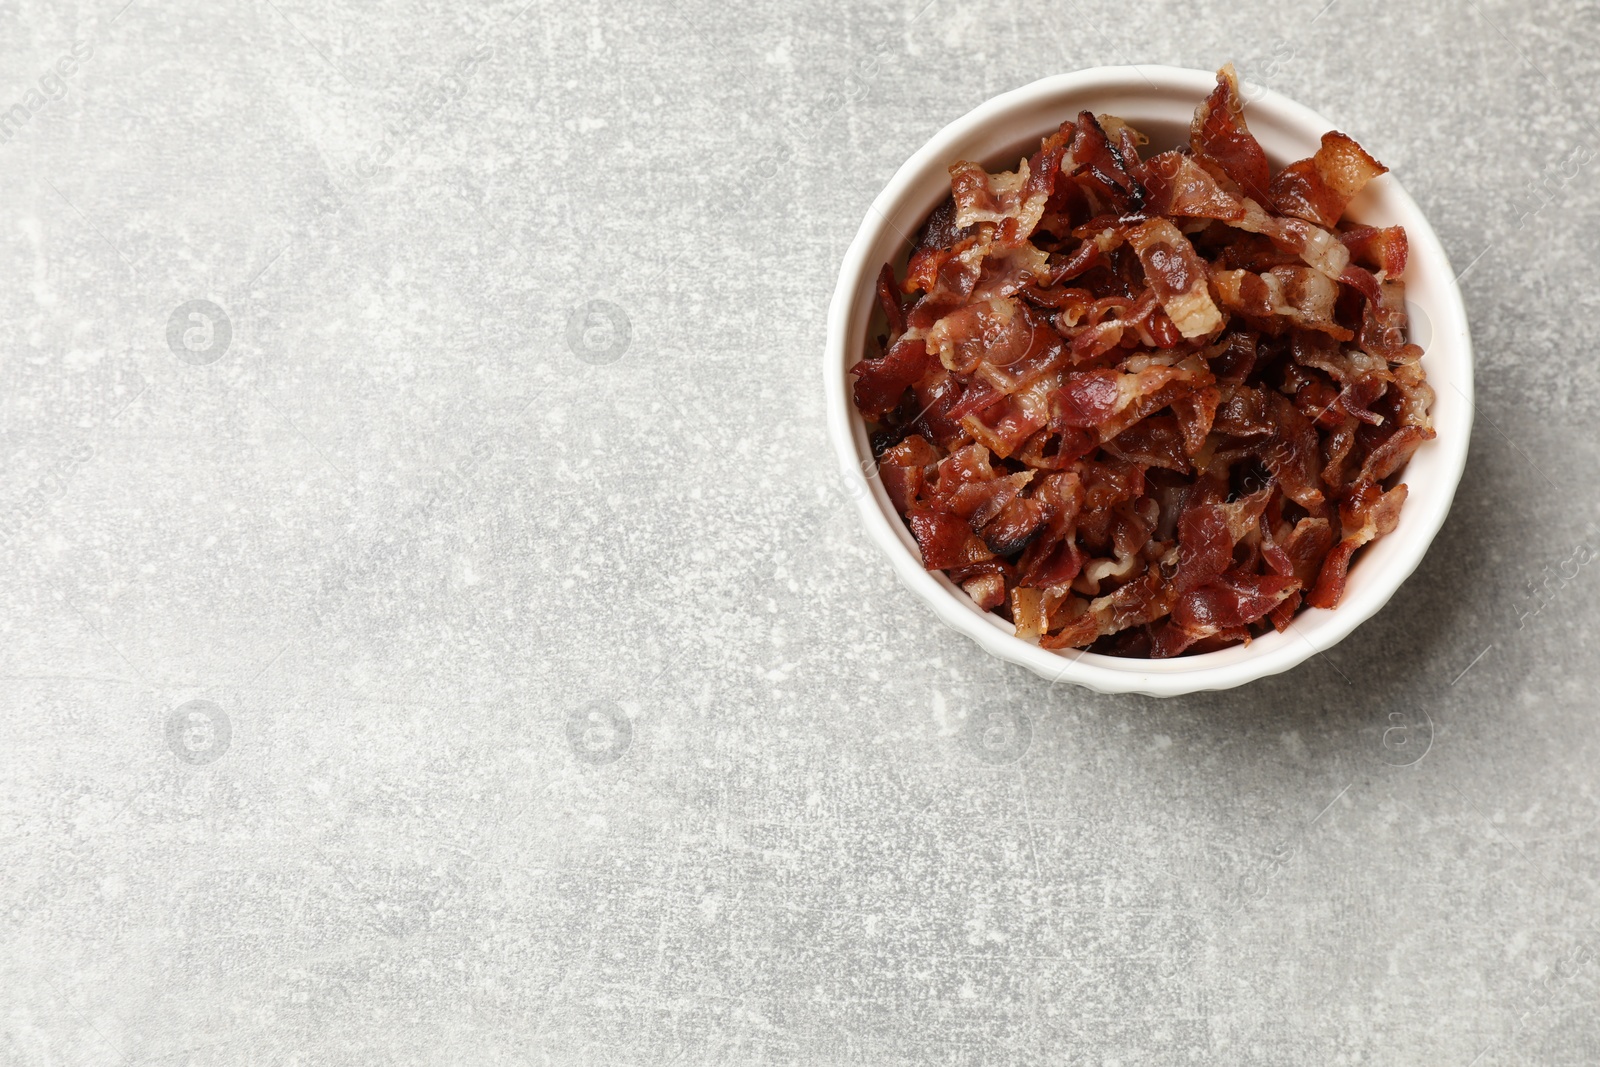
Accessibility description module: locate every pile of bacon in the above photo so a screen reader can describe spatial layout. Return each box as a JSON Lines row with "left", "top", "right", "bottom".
{"left": 853, "top": 65, "right": 1435, "bottom": 657}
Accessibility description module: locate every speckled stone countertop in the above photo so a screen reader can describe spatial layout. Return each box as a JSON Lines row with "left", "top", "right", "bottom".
{"left": 4, "top": 0, "right": 1599, "bottom": 1063}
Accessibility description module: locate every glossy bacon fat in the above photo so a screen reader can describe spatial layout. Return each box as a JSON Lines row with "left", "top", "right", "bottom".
{"left": 853, "top": 65, "right": 1434, "bottom": 658}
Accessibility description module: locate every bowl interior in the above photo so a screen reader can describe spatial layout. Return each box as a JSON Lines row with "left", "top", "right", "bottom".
{"left": 829, "top": 66, "right": 1472, "bottom": 694}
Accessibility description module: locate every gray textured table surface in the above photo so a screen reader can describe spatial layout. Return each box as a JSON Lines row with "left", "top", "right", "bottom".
{"left": 4, "top": 0, "right": 1599, "bottom": 1064}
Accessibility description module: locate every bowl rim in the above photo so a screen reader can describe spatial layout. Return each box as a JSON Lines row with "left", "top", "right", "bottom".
{"left": 823, "top": 64, "right": 1474, "bottom": 697}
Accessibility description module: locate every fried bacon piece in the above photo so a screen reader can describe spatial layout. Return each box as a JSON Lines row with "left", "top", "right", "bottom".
{"left": 1190, "top": 64, "right": 1272, "bottom": 201}
{"left": 852, "top": 65, "right": 1434, "bottom": 656}
{"left": 1128, "top": 219, "right": 1224, "bottom": 339}
{"left": 1271, "top": 132, "right": 1388, "bottom": 230}
{"left": 1307, "top": 479, "right": 1408, "bottom": 608}
{"left": 1340, "top": 224, "right": 1408, "bottom": 277}
{"left": 1212, "top": 264, "right": 1351, "bottom": 339}
{"left": 1062, "top": 110, "right": 1147, "bottom": 212}
{"left": 1153, "top": 570, "right": 1302, "bottom": 657}
{"left": 1143, "top": 151, "right": 1248, "bottom": 221}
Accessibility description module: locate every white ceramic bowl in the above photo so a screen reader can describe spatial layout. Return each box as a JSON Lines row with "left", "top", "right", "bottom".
{"left": 824, "top": 65, "right": 1473, "bottom": 697}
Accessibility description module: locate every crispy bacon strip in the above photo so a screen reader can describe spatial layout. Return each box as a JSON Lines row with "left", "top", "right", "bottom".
{"left": 1190, "top": 64, "right": 1272, "bottom": 201}
{"left": 1062, "top": 110, "right": 1146, "bottom": 212}
{"left": 1341, "top": 224, "right": 1408, "bottom": 276}
{"left": 1230, "top": 199, "right": 1352, "bottom": 280}
{"left": 1307, "top": 480, "right": 1408, "bottom": 608}
{"left": 1153, "top": 571, "right": 1301, "bottom": 657}
{"left": 852, "top": 335, "right": 928, "bottom": 417}
{"left": 1143, "top": 151, "right": 1248, "bottom": 221}
{"left": 1127, "top": 219, "right": 1224, "bottom": 339}
{"left": 1213, "top": 265, "right": 1352, "bottom": 340}
{"left": 1270, "top": 132, "right": 1389, "bottom": 229}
